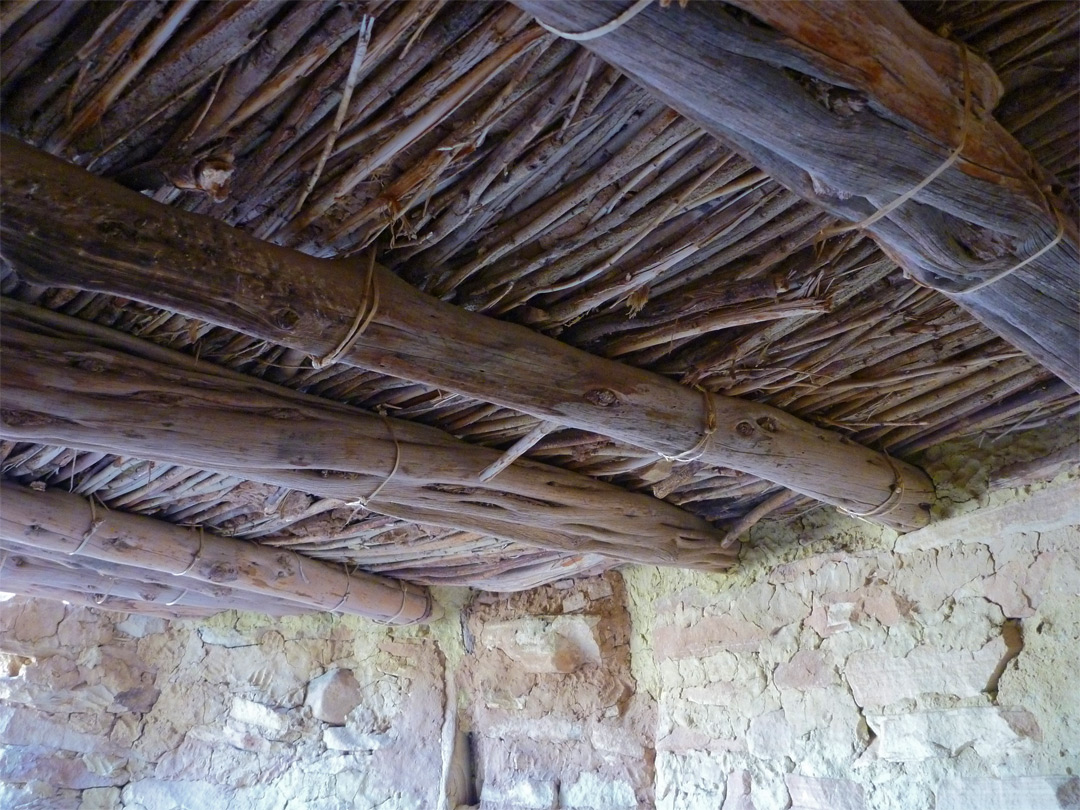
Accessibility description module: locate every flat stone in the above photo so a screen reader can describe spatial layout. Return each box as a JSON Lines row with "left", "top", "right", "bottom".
{"left": 867, "top": 706, "right": 1040, "bottom": 762}
{"left": 896, "top": 480, "right": 1080, "bottom": 553}
{"left": 936, "top": 776, "right": 1080, "bottom": 810}
{"left": 480, "top": 778, "right": 558, "bottom": 809}
{"left": 654, "top": 615, "right": 768, "bottom": 660}
{"left": 479, "top": 616, "right": 601, "bottom": 673}
{"left": 845, "top": 636, "right": 1008, "bottom": 708}
{"left": 720, "top": 770, "right": 753, "bottom": 810}
{"left": 786, "top": 775, "right": 866, "bottom": 810}
{"left": 747, "top": 710, "right": 793, "bottom": 760}
{"left": 774, "top": 650, "right": 833, "bottom": 690}
{"left": 305, "top": 668, "right": 363, "bottom": 726}
{"left": 561, "top": 772, "right": 637, "bottom": 808}
{"left": 0, "top": 746, "right": 127, "bottom": 790}
{"left": 79, "top": 786, "right": 122, "bottom": 810}
{"left": 322, "top": 726, "right": 389, "bottom": 752}
{"left": 230, "top": 697, "right": 287, "bottom": 734}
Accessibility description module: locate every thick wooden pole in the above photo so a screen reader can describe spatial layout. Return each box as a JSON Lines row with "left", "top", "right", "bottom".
{"left": 0, "top": 482, "right": 434, "bottom": 624}
{"left": 512, "top": 0, "right": 1079, "bottom": 390}
{"left": 0, "top": 540, "right": 309, "bottom": 619}
{"left": 0, "top": 301, "right": 732, "bottom": 570}
{"left": 0, "top": 136, "right": 934, "bottom": 529}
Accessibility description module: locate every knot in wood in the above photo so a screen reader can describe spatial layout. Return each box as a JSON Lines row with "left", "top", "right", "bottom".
{"left": 73, "top": 357, "right": 108, "bottom": 373}
{"left": 206, "top": 562, "right": 238, "bottom": 583}
{"left": 271, "top": 307, "right": 300, "bottom": 331}
{"left": 735, "top": 420, "right": 756, "bottom": 438}
{"left": 756, "top": 416, "right": 779, "bottom": 433}
{"left": 1, "top": 409, "right": 57, "bottom": 427}
{"left": 585, "top": 388, "right": 618, "bottom": 407}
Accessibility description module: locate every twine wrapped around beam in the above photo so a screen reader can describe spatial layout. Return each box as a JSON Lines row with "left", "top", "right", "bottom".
{"left": 536, "top": 0, "right": 654, "bottom": 41}
{"left": 660, "top": 386, "right": 717, "bottom": 464}
{"left": 310, "top": 248, "right": 379, "bottom": 369}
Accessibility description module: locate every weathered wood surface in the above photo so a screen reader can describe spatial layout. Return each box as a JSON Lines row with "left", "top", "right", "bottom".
{"left": 0, "top": 300, "right": 731, "bottom": 569}
{"left": 513, "top": 0, "right": 1079, "bottom": 390}
{"left": 0, "top": 542, "right": 305, "bottom": 619}
{"left": 0, "top": 481, "right": 434, "bottom": 623}
{"left": 0, "top": 136, "right": 934, "bottom": 530}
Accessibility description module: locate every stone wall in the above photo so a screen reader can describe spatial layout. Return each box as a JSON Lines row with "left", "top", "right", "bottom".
{"left": 628, "top": 477, "right": 1080, "bottom": 810}
{"left": 1, "top": 471, "right": 1078, "bottom": 809}
{"left": 0, "top": 602, "right": 457, "bottom": 810}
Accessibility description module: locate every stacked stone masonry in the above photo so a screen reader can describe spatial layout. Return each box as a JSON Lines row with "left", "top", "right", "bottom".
{"left": 0, "top": 476, "right": 1077, "bottom": 809}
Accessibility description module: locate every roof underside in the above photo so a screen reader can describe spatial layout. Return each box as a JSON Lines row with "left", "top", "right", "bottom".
{"left": 1, "top": 0, "right": 1077, "bottom": 596}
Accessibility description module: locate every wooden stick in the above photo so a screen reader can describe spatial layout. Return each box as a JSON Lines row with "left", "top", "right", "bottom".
{"left": 0, "top": 482, "right": 434, "bottom": 624}
{"left": 0, "top": 136, "right": 934, "bottom": 530}
{"left": 478, "top": 421, "right": 559, "bottom": 482}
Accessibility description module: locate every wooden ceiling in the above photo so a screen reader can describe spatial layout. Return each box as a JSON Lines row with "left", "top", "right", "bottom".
{"left": 0, "top": 0, "right": 1076, "bottom": 614}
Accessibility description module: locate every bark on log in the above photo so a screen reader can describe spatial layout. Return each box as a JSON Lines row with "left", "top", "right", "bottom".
{"left": 0, "top": 136, "right": 934, "bottom": 530}
{"left": 0, "top": 481, "right": 434, "bottom": 623}
{"left": 512, "top": 0, "right": 1080, "bottom": 390}
{"left": 0, "top": 300, "right": 732, "bottom": 569}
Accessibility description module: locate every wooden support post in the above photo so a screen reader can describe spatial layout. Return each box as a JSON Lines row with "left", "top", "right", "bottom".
{"left": 0, "top": 300, "right": 732, "bottom": 570}
{"left": 513, "top": 0, "right": 1079, "bottom": 389}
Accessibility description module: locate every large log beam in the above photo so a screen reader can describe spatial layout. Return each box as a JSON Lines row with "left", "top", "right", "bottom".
{"left": 0, "top": 539, "right": 312, "bottom": 619}
{"left": 0, "top": 136, "right": 934, "bottom": 530}
{"left": 0, "top": 482, "right": 434, "bottom": 624}
{"left": 512, "top": 0, "right": 1079, "bottom": 390}
{"left": 0, "top": 299, "right": 732, "bottom": 570}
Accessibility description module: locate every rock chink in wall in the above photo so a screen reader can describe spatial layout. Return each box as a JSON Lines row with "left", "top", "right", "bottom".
{"left": 0, "top": 468, "right": 1078, "bottom": 809}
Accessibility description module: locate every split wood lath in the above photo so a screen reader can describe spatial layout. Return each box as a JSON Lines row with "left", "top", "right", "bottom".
{"left": 0, "top": 0, "right": 1077, "bottom": 620}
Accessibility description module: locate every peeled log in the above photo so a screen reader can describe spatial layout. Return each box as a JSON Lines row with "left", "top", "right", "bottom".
{"left": 0, "top": 482, "right": 434, "bottom": 624}
{"left": 0, "top": 300, "right": 731, "bottom": 570}
{"left": 0, "top": 136, "right": 934, "bottom": 530}
{"left": 512, "top": 0, "right": 1080, "bottom": 389}
{"left": 0, "top": 540, "right": 310, "bottom": 619}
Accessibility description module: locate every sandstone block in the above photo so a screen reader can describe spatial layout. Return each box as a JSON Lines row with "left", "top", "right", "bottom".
{"left": 79, "top": 786, "right": 122, "bottom": 810}
{"left": 322, "top": 726, "right": 390, "bottom": 751}
{"left": 774, "top": 650, "right": 833, "bottom": 690}
{"left": 895, "top": 480, "right": 1080, "bottom": 553}
{"left": 480, "top": 777, "right": 558, "bottom": 809}
{"left": 845, "top": 636, "right": 1008, "bottom": 708}
{"left": 936, "top": 776, "right": 1080, "bottom": 810}
{"left": 867, "top": 706, "right": 1040, "bottom": 761}
{"left": 305, "top": 668, "right": 363, "bottom": 726}
{"left": 561, "top": 772, "right": 637, "bottom": 808}
{"left": 654, "top": 615, "right": 767, "bottom": 660}
{"left": 721, "top": 770, "right": 753, "bottom": 810}
{"left": 230, "top": 696, "right": 287, "bottom": 734}
{"left": 479, "top": 616, "right": 601, "bottom": 673}
{"left": 748, "top": 710, "right": 793, "bottom": 760}
{"left": 786, "top": 775, "right": 866, "bottom": 810}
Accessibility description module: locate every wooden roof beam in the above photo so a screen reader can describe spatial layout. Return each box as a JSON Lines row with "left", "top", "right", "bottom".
{"left": 0, "top": 136, "right": 933, "bottom": 530}
{"left": 514, "top": 0, "right": 1079, "bottom": 390}
{"left": 0, "top": 300, "right": 732, "bottom": 571}
{"left": 0, "top": 481, "right": 434, "bottom": 624}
